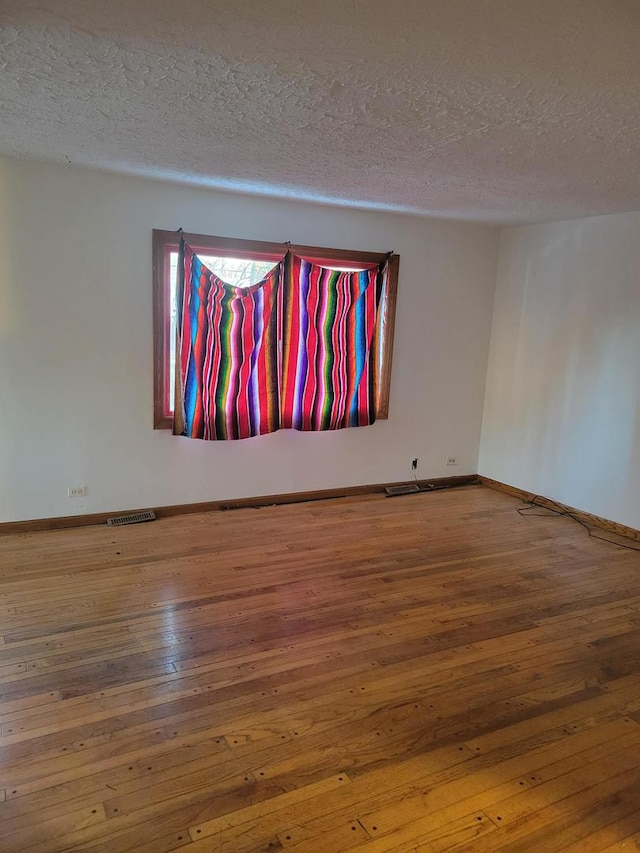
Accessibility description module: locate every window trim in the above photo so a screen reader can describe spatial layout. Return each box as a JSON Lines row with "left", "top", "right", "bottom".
{"left": 152, "top": 229, "right": 398, "bottom": 430}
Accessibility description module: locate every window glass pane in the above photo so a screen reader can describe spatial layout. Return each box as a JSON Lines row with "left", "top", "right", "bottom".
{"left": 324, "top": 266, "right": 361, "bottom": 272}
{"left": 169, "top": 252, "right": 178, "bottom": 413}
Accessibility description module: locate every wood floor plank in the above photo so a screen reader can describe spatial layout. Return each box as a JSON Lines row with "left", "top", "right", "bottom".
{"left": 451, "top": 764, "right": 640, "bottom": 853}
{"left": 1, "top": 486, "right": 640, "bottom": 851}
{"left": 502, "top": 783, "right": 640, "bottom": 852}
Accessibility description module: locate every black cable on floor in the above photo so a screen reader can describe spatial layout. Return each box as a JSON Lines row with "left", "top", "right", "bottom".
{"left": 516, "top": 495, "right": 640, "bottom": 553}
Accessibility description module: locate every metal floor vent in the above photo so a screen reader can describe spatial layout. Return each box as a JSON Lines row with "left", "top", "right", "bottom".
{"left": 106, "top": 510, "right": 156, "bottom": 526}
{"left": 385, "top": 483, "right": 421, "bottom": 496}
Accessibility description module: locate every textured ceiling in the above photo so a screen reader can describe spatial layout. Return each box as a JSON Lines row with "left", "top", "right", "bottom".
{"left": 1, "top": 0, "right": 640, "bottom": 223}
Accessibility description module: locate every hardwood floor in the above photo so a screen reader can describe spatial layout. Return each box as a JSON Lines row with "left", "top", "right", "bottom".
{"left": 1, "top": 485, "right": 640, "bottom": 852}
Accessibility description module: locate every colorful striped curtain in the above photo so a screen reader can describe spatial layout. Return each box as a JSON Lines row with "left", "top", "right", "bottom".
{"left": 174, "top": 241, "right": 282, "bottom": 440}
{"left": 281, "top": 255, "right": 381, "bottom": 431}
{"left": 174, "top": 243, "right": 384, "bottom": 440}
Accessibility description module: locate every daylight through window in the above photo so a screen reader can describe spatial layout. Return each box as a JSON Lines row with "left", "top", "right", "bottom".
{"left": 153, "top": 230, "right": 398, "bottom": 431}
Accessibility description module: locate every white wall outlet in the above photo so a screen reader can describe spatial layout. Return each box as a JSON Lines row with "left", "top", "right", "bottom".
{"left": 446, "top": 456, "right": 458, "bottom": 466}
{"left": 67, "top": 486, "right": 88, "bottom": 497}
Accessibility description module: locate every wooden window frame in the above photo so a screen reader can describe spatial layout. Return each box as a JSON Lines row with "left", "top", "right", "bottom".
{"left": 152, "top": 229, "right": 399, "bottom": 430}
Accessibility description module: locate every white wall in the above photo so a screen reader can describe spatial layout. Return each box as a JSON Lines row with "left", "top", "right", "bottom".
{"left": 480, "top": 212, "right": 640, "bottom": 530}
{"left": 0, "top": 159, "right": 499, "bottom": 522}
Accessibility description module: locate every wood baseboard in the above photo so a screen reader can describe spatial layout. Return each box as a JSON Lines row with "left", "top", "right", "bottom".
{"left": 479, "top": 476, "right": 640, "bottom": 543}
{"left": 0, "top": 475, "right": 479, "bottom": 534}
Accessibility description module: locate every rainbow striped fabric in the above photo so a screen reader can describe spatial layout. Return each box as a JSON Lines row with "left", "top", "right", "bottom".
{"left": 174, "top": 241, "right": 383, "bottom": 440}
{"left": 174, "top": 241, "right": 281, "bottom": 440}
{"left": 281, "top": 255, "right": 380, "bottom": 431}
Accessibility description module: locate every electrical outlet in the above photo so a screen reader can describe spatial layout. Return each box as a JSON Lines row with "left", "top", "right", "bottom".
{"left": 446, "top": 457, "right": 458, "bottom": 466}
{"left": 67, "top": 486, "right": 87, "bottom": 498}
{"left": 412, "top": 458, "right": 418, "bottom": 470}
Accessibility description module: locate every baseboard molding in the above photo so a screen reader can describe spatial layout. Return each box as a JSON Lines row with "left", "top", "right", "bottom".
{"left": 479, "top": 476, "right": 640, "bottom": 543}
{"left": 0, "top": 474, "right": 479, "bottom": 534}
